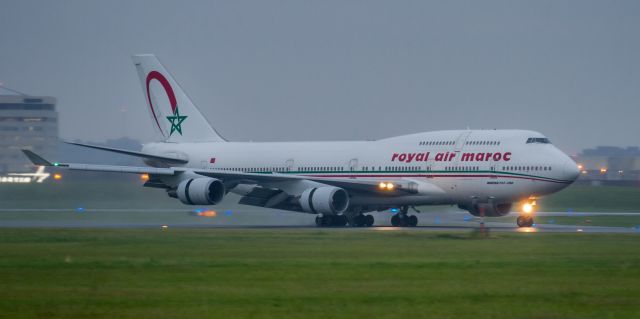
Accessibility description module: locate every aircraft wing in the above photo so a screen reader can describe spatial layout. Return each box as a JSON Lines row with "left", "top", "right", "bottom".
{"left": 22, "top": 150, "right": 176, "bottom": 175}
{"left": 63, "top": 141, "right": 189, "bottom": 164}
{"left": 22, "top": 150, "right": 439, "bottom": 196}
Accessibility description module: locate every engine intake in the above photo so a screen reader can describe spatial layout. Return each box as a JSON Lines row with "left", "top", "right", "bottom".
{"left": 300, "top": 187, "right": 349, "bottom": 215}
{"left": 460, "top": 202, "right": 512, "bottom": 217}
{"left": 176, "top": 178, "right": 225, "bottom": 205}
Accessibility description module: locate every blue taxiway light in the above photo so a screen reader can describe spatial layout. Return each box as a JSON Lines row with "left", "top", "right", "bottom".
{"left": 76, "top": 207, "right": 85, "bottom": 212}
{"left": 434, "top": 218, "right": 441, "bottom": 225}
{"left": 390, "top": 208, "right": 399, "bottom": 214}
{"left": 224, "top": 210, "right": 233, "bottom": 216}
{"left": 463, "top": 216, "right": 472, "bottom": 221}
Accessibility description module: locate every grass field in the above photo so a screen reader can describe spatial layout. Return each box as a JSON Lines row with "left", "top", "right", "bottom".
{"left": 1, "top": 228, "right": 639, "bottom": 319}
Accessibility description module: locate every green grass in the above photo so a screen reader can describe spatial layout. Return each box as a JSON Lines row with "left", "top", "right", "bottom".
{"left": 1, "top": 228, "right": 639, "bottom": 319}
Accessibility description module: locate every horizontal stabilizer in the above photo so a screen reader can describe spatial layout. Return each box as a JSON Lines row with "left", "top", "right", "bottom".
{"left": 22, "top": 150, "right": 55, "bottom": 166}
{"left": 64, "top": 141, "right": 189, "bottom": 164}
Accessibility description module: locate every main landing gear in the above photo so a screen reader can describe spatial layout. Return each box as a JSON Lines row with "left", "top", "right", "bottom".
{"left": 391, "top": 206, "right": 418, "bottom": 227}
{"left": 350, "top": 214, "right": 375, "bottom": 227}
{"left": 315, "top": 214, "right": 348, "bottom": 227}
{"left": 516, "top": 215, "right": 534, "bottom": 228}
{"left": 315, "top": 213, "right": 374, "bottom": 227}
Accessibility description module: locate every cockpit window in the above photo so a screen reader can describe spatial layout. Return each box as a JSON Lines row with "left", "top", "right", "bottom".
{"left": 526, "top": 137, "right": 551, "bottom": 144}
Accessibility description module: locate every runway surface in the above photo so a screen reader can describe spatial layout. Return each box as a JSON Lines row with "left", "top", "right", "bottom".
{"left": 1, "top": 208, "right": 639, "bottom": 233}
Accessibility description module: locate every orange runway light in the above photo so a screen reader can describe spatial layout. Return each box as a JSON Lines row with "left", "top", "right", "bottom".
{"left": 600, "top": 168, "right": 607, "bottom": 174}
{"left": 197, "top": 210, "right": 217, "bottom": 217}
{"left": 53, "top": 173, "right": 62, "bottom": 180}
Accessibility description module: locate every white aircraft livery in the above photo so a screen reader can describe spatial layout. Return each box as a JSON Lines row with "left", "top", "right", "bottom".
{"left": 23, "top": 54, "right": 581, "bottom": 228}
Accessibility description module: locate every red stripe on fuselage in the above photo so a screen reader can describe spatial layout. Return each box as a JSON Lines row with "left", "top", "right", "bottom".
{"left": 303, "top": 174, "right": 571, "bottom": 184}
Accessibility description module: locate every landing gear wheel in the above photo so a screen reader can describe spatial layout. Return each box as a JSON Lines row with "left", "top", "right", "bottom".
{"left": 316, "top": 215, "right": 349, "bottom": 227}
{"left": 391, "top": 206, "right": 418, "bottom": 227}
{"left": 350, "top": 214, "right": 373, "bottom": 227}
{"left": 365, "top": 214, "right": 374, "bottom": 227}
{"left": 322, "top": 215, "right": 333, "bottom": 227}
{"left": 408, "top": 215, "right": 418, "bottom": 227}
{"left": 516, "top": 215, "right": 534, "bottom": 227}
{"left": 391, "top": 214, "right": 400, "bottom": 227}
{"left": 334, "top": 215, "right": 348, "bottom": 227}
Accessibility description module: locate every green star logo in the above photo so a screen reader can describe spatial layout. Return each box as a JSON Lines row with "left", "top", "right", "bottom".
{"left": 166, "top": 107, "right": 187, "bottom": 136}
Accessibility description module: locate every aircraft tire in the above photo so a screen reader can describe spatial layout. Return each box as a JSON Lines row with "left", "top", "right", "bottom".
{"left": 365, "top": 214, "right": 374, "bottom": 227}
{"left": 408, "top": 215, "right": 418, "bottom": 227}
{"left": 516, "top": 215, "right": 534, "bottom": 228}
{"left": 334, "top": 215, "right": 348, "bottom": 227}
{"left": 391, "top": 214, "right": 400, "bottom": 227}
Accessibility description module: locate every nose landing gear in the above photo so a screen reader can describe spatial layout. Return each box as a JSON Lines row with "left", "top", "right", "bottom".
{"left": 390, "top": 206, "right": 418, "bottom": 227}
{"left": 516, "top": 215, "right": 534, "bottom": 227}
{"left": 516, "top": 201, "right": 536, "bottom": 228}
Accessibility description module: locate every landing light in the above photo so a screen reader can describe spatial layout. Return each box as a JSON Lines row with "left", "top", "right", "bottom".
{"left": 53, "top": 173, "right": 62, "bottom": 181}
{"left": 522, "top": 203, "right": 534, "bottom": 214}
{"left": 140, "top": 174, "right": 150, "bottom": 181}
{"left": 378, "top": 182, "right": 395, "bottom": 191}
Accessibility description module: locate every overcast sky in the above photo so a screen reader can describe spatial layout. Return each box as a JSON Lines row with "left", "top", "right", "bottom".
{"left": 1, "top": 0, "right": 638, "bottom": 154}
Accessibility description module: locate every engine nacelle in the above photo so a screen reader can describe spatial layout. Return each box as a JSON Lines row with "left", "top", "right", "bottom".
{"left": 460, "top": 202, "right": 512, "bottom": 217}
{"left": 176, "top": 178, "right": 225, "bottom": 205}
{"left": 300, "top": 187, "right": 349, "bottom": 215}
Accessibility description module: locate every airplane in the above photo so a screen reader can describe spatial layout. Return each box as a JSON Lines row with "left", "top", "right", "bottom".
{"left": 23, "top": 54, "right": 581, "bottom": 228}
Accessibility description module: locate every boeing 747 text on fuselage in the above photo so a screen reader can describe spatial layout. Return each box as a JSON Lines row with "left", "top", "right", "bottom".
{"left": 24, "top": 55, "right": 580, "bottom": 227}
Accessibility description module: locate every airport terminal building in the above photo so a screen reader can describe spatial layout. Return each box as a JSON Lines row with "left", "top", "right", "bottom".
{"left": 0, "top": 87, "right": 58, "bottom": 173}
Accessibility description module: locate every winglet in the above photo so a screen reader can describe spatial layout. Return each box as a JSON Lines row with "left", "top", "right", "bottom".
{"left": 21, "top": 150, "right": 55, "bottom": 166}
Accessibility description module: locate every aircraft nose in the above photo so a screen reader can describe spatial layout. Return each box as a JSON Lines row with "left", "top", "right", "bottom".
{"left": 562, "top": 158, "right": 580, "bottom": 182}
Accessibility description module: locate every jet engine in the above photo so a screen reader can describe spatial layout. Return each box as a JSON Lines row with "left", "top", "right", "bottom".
{"left": 460, "top": 202, "right": 512, "bottom": 217}
{"left": 176, "top": 178, "right": 225, "bottom": 205}
{"left": 300, "top": 187, "right": 349, "bottom": 215}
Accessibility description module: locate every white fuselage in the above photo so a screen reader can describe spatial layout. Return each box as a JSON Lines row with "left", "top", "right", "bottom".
{"left": 142, "top": 129, "right": 579, "bottom": 209}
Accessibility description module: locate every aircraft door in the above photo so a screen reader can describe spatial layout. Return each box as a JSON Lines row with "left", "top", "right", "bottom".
{"left": 349, "top": 158, "right": 359, "bottom": 171}
{"left": 285, "top": 158, "right": 294, "bottom": 172}
{"left": 454, "top": 131, "right": 472, "bottom": 152}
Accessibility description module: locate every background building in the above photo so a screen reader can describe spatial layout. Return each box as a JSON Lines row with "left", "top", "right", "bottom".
{"left": 0, "top": 86, "right": 58, "bottom": 173}
{"left": 574, "top": 146, "right": 640, "bottom": 185}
